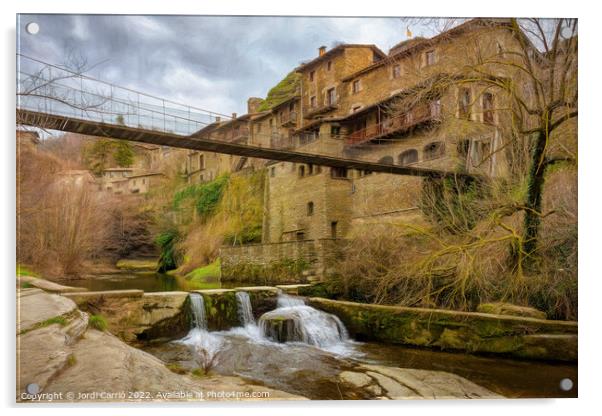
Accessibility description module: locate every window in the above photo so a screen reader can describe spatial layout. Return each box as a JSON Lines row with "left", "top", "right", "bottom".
{"left": 482, "top": 92, "right": 495, "bottom": 124}
{"left": 457, "top": 139, "right": 470, "bottom": 159}
{"left": 470, "top": 140, "right": 492, "bottom": 169}
{"left": 308, "top": 164, "right": 314, "bottom": 175}
{"left": 330, "top": 126, "right": 341, "bottom": 137}
{"left": 296, "top": 231, "right": 305, "bottom": 241}
{"left": 309, "top": 71, "right": 315, "bottom": 82}
{"left": 270, "top": 167, "right": 276, "bottom": 177}
{"left": 330, "top": 167, "right": 348, "bottom": 178}
{"left": 424, "top": 141, "right": 446, "bottom": 160}
{"left": 378, "top": 156, "right": 394, "bottom": 165}
{"left": 327, "top": 61, "right": 332, "bottom": 71}
{"left": 315, "top": 166, "right": 322, "bottom": 174}
{"left": 392, "top": 64, "right": 401, "bottom": 78}
{"left": 352, "top": 80, "right": 361, "bottom": 94}
{"left": 269, "top": 118, "right": 274, "bottom": 127}
{"left": 459, "top": 88, "right": 472, "bottom": 120}
{"left": 425, "top": 50, "right": 436, "bottom": 66}
{"left": 307, "top": 202, "right": 314, "bottom": 216}
{"left": 199, "top": 154, "right": 205, "bottom": 169}
{"left": 327, "top": 88, "right": 336, "bottom": 105}
{"left": 310, "top": 96, "right": 317, "bottom": 108}
{"left": 142, "top": 178, "right": 146, "bottom": 185}
{"left": 289, "top": 102, "right": 295, "bottom": 112}
{"left": 256, "top": 123, "right": 262, "bottom": 133}
{"left": 331, "top": 221, "right": 338, "bottom": 239}
{"left": 298, "top": 165, "right": 306, "bottom": 177}
{"left": 398, "top": 149, "right": 418, "bottom": 166}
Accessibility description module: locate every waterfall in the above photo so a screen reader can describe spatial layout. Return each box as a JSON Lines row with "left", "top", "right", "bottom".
{"left": 277, "top": 293, "right": 305, "bottom": 308}
{"left": 259, "top": 294, "right": 349, "bottom": 350}
{"left": 180, "top": 293, "right": 222, "bottom": 369}
{"left": 235, "top": 291, "right": 255, "bottom": 326}
{"left": 188, "top": 293, "right": 207, "bottom": 330}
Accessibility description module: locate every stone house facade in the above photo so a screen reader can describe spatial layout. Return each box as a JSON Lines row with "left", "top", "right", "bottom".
{"left": 204, "top": 19, "right": 541, "bottom": 279}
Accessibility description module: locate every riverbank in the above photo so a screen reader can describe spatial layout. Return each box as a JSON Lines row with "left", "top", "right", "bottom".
{"left": 16, "top": 288, "right": 304, "bottom": 402}
{"left": 17, "top": 277, "right": 577, "bottom": 399}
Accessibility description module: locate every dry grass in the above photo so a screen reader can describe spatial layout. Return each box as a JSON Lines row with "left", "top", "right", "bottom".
{"left": 334, "top": 166, "right": 577, "bottom": 320}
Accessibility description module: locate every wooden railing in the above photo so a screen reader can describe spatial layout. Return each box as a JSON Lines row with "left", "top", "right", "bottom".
{"left": 280, "top": 111, "right": 297, "bottom": 127}
{"left": 346, "top": 102, "right": 441, "bottom": 146}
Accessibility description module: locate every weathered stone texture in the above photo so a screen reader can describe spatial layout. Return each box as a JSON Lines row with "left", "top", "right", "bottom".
{"left": 308, "top": 297, "right": 577, "bottom": 361}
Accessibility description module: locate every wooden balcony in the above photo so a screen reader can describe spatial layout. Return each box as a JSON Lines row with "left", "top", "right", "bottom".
{"left": 346, "top": 102, "right": 441, "bottom": 146}
{"left": 304, "top": 103, "right": 338, "bottom": 119}
{"left": 280, "top": 111, "right": 298, "bottom": 127}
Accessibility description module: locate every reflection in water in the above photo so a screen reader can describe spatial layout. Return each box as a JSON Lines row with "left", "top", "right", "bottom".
{"left": 67, "top": 271, "right": 242, "bottom": 292}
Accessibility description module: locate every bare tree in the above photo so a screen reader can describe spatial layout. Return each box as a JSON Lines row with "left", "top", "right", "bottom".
{"left": 392, "top": 18, "right": 577, "bottom": 268}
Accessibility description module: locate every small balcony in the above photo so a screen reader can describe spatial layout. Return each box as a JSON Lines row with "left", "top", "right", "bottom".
{"left": 280, "top": 111, "right": 298, "bottom": 127}
{"left": 346, "top": 101, "right": 441, "bottom": 146}
{"left": 304, "top": 103, "right": 338, "bottom": 119}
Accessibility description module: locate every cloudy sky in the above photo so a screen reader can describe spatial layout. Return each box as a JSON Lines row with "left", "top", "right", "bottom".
{"left": 17, "top": 15, "right": 439, "bottom": 116}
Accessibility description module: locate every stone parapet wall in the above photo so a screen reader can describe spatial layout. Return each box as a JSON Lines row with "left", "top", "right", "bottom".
{"left": 220, "top": 238, "right": 344, "bottom": 283}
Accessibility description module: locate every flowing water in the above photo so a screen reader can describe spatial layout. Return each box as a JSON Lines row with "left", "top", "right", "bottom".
{"left": 235, "top": 291, "right": 255, "bottom": 326}
{"left": 144, "top": 292, "right": 578, "bottom": 400}
{"left": 188, "top": 293, "right": 207, "bottom": 329}
{"left": 176, "top": 293, "right": 223, "bottom": 369}
{"left": 259, "top": 295, "right": 349, "bottom": 351}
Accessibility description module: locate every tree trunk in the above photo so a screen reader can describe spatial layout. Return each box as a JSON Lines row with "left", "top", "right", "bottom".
{"left": 522, "top": 131, "right": 547, "bottom": 266}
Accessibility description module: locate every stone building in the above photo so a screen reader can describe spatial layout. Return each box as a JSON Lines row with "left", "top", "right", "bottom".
{"left": 208, "top": 19, "right": 545, "bottom": 279}
{"left": 100, "top": 167, "right": 166, "bottom": 195}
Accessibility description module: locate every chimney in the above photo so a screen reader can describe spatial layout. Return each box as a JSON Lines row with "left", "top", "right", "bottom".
{"left": 247, "top": 97, "right": 263, "bottom": 114}
{"left": 232, "top": 112, "right": 237, "bottom": 119}
{"left": 318, "top": 46, "right": 327, "bottom": 56}
{"left": 215, "top": 116, "right": 221, "bottom": 123}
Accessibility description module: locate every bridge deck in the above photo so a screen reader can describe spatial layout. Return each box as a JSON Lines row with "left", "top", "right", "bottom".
{"left": 17, "top": 109, "right": 474, "bottom": 179}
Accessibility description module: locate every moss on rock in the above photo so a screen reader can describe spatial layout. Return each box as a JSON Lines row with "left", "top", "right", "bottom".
{"left": 307, "top": 298, "right": 577, "bottom": 361}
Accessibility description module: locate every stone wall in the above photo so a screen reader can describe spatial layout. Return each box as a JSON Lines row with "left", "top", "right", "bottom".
{"left": 308, "top": 298, "right": 578, "bottom": 362}
{"left": 220, "top": 238, "right": 343, "bottom": 283}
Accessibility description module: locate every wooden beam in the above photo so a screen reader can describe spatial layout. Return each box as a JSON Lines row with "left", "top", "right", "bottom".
{"left": 17, "top": 109, "right": 477, "bottom": 180}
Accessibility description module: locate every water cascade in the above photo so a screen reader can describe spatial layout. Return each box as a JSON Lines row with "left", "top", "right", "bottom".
{"left": 188, "top": 292, "right": 207, "bottom": 329}
{"left": 179, "top": 293, "right": 223, "bottom": 369}
{"left": 259, "top": 294, "right": 349, "bottom": 349}
{"left": 235, "top": 291, "right": 255, "bottom": 326}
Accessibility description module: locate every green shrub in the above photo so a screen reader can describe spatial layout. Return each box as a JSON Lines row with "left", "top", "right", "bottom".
{"left": 89, "top": 314, "right": 108, "bottom": 331}
{"left": 172, "top": 175, "right": 229, "bottom": 219}
{"left": 155, "top": 229, "right": 181, "bottom": 272}
{"left": 257, "top": 71, "right": 301, "bottom": 112}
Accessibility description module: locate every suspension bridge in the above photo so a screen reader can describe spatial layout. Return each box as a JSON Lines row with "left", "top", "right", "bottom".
{"left": 16, "top": 54, "right": 473, "bottom": 179}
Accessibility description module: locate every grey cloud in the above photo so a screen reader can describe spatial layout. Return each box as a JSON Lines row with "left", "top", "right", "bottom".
{"left": 18, "top": 15, "right": 432, "bottom": 115}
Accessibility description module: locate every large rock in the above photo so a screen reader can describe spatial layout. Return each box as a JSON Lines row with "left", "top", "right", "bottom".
{"left": 308, "top": 298, "right": 577, "bottom": 361}
{"left": 17, "top": 290, "right": 305, "bottom": 402}
{"left": 338, "top": 365, "right": 502, "bottom": 399}
{"left": 476, "top": 302, "right": 547, "bottom": 320}
{"left": 115, "top": 258, "right": 158, "bottom": 272}
{"left": 65, "top": 290, "right": 190, "bottom": 343}
{"left": 18, "top": 289, "right": 79, "bottom": 333}
{"left": 18, "top": 276, "right": 88, "bottom": 293}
